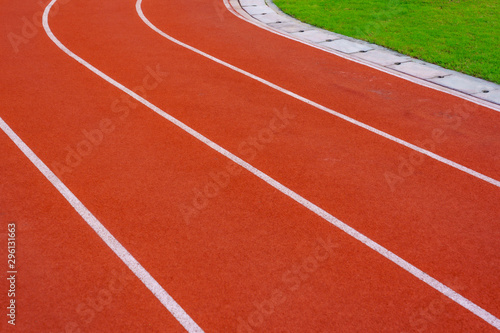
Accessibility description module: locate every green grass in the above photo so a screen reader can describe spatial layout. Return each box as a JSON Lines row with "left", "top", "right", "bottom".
{"left": 273, "top": 0, "right": 500, "bottom": 84}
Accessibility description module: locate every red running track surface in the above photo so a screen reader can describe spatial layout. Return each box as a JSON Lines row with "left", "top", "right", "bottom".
{"left": 0, "top": 0, "right": 499, "bottom": 332}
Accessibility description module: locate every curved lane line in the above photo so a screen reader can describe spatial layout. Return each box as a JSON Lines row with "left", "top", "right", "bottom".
{"left": 39, "top": 0, "right": 500, "bottom": 329}
{"left": 40, "top": 1, "right": 204, "bottom": 332}
{"left": 136, "top": 0, "right": 500, "bottom": 189}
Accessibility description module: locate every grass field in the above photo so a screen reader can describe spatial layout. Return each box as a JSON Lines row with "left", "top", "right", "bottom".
{"left": 273, "top": 0, "right": 500, "bottom": 84}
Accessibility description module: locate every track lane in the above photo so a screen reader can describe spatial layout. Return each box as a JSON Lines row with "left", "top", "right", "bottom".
{"left": 0, "top": 131, "right": 188, "bottom": 333}
{"left": 141, "top": 0, "right": 500, "bottom": 180}
{"left": 0, "top": 113, "right": 203, "bottom": 332}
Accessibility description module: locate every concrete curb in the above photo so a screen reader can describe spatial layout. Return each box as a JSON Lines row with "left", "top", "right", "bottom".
{"left": 233, "top": 0, "right": 500, "bottom": 109}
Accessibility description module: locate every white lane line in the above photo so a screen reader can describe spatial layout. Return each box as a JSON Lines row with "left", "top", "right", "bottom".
{"left": 136, "top": 0, "right": 500, "bottom": 189}
{"left": 0, "top": 118, "right": 203, "bottom": 333}
{"left": 37, "top": 2, "right": 204, "bottom": 333}
{"left": 43, "top": 0, "right": 500, "bottom": 329}
{"left": 224, "top": 0, "right": 500, "bottom": 112}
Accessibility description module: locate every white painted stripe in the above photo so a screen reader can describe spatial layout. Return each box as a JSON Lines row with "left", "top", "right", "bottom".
{"left": 37, "top": 2, "right": 204, "bottom": 333}
{"left": 0, "top": 117, "right": 203, "bottom": 333}
{"left": 224, "top": 0, "right": 500, "bottom": 112}
{"left": 42, "top": 0, "right": 500, "bottom": 329}
{"left": 137, "top": 0, "right": 500, "bottom": 189}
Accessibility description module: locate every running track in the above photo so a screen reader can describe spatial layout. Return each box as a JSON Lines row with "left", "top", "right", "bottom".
{"left": 1, "top": 0, "right": 499, "bottom": 332}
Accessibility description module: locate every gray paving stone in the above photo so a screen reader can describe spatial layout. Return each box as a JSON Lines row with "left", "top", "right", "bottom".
{"left": 319, "top": 39, "right": 372, "bottom": 54}
{"left": 472, "top": 90, "right": 500, "bottom": 104}
{"left": 353, "top": 50, "right": 409, "bottom": 66}
{"left": 244, "top": 5, "right": 275, "bottom": 15}
{"left": 240, "top": 0, "right": 266, "bottom": 6}
{"left": 252, "top": 12, "right": 288, "bottom": 23}
{"left": 429, "top": 75, "right": 500, "bottom": 94}
{"left": 290, "top": 30, "right": 339, "bottom": 43}
{"left": 268, "top": 22, "right": 311, "bottom": 33}
{"left": 388, "top": 61, "right": 448, "bottom": 79}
